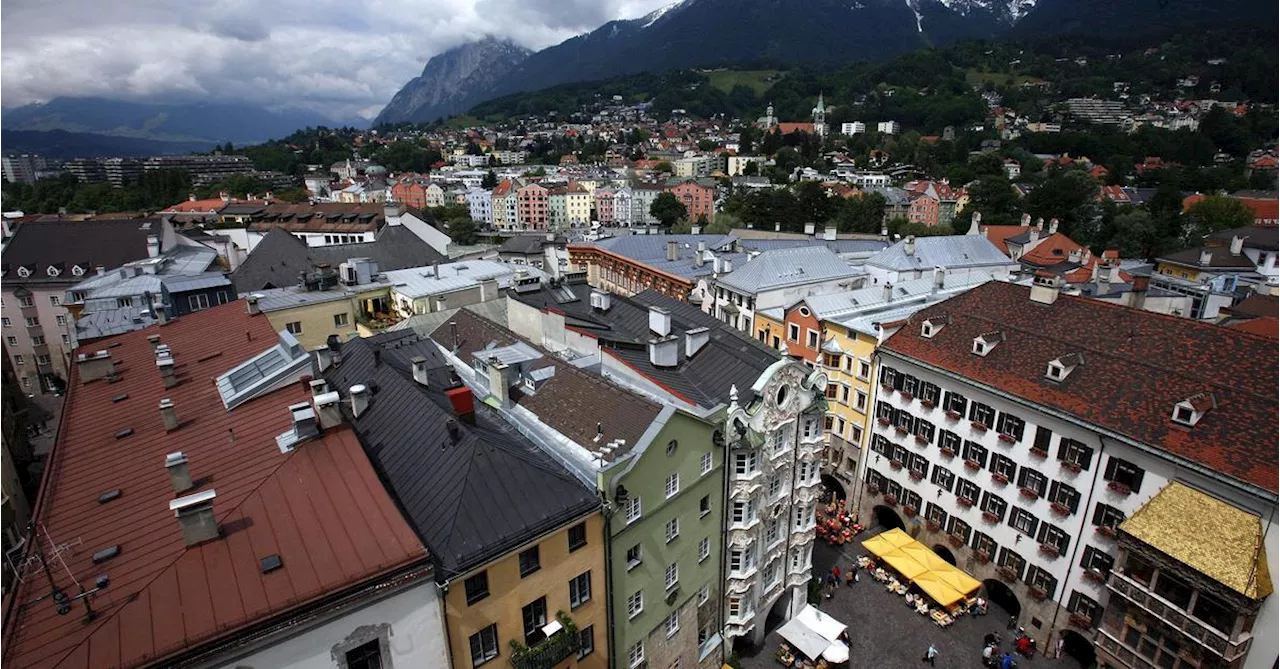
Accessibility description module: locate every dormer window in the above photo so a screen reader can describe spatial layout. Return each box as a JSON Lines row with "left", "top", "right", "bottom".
{"left": 971, "top": 331, "right": 1003, "bottom": 357}
{"left": 1045, "top": 353, "right": 1082, "bottom": 382}
{"left": 71, "top": 265, "right": 85, "bottom": 276}
{"left": 1047, "top": 363, "right": 1064, "bottom": 380}
{"left": 1172, "top": 405, "right": 1195, "bottom": 425}
{"left": 46, "top": 266, "right": 61, "bottom": 277}
{"left": 920, "top": 316, "right": 947, "bottom": 339}
{"left": 1172, "top": 392, "right": 1214, "bottom": 427}
{"left": 16, "top": 267, "right": 30, "bottom": 278}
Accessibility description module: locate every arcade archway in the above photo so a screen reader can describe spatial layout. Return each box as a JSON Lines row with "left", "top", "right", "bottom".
{"left": 1060, "top": 629, "right": 1096, "bottom": 668}
{"left": 872, "top": 505, "right": 904, "bottom": 531}
{"left": 982, "top": 578, "right": 1021, "bottom": 618}
{"left": 821, "top": 474, "right": 847, "bottom": 501}
{"left": 931, "top": 544, "right": 957, "bottom": 565}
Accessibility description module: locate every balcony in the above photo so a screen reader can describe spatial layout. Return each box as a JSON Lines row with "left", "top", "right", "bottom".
{"left": 508, "top": 612, "right": 582, "bottom": 669}
{"left": 1107, "top": 571, "right": 1251, "bottom": 660}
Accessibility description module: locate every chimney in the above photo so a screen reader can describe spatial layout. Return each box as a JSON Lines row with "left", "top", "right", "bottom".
{"left": 694, "top": 248, "right": 705, "bottom": 268}
{"left": 1030, "top": 273, "right": 1061, "bottom": 305}
{"left": 649, "top": 306, "right": 672, "bottom": 337}
{"left": 649, "top": 336, "right": 679, "bottom": 367}
{"left": 691, "top": 225, "right": 702, "bottom": 235}
{"left": 1020, "top": 213, "right": 1031, "bottom": 227}
{"left": 1035, "top": 218, "right": 1044, "bottom": 231}
{"left": 446, "top": 385, "right": 475, "bottom": 419}
{"left": 804, "top": 222, "right": 816, "bottom": 236}
{"left": 487, "top": 362, "right": 511, "bottom": 406}
{"left": 157, "top": 353, "right": 178, "bottom": 389}
{"left": 290, "top": 401, "right": 320, "bottom": 439}
{"left": 932, "top": 267, "right": 946, "bottom": 293}
{"left": 880, "top": 226, "right": 889, "bottom": 238}
{"left": 1230, "top": 235, "right": 1244, "bottom": 256}
{"left": 446, "top": 419, "right": 461, "bottom": 443}
{"left": 246, "top": 295, "right": 261, "bottom": 316}
{"left": 1068, "top": 248, "right": 1082, "bottom": 264}
{"left": 904, "top": 236, "right": 916, "bottom": 257}
{"left": 1028, "top": 228, "right": 1039, "bottom": 244}
{"left": 1048, "top": 218, "right": 1059, "bottom": 234}
{"left": 170, "top": 490, "right": 219, "bottom": 547}
{"left": 775, "top": 222, "right": 782, "bottom": 232}
{"left": 590, "top": 289, "right": 612, "bottom": 311}
{"left": 685, "top": 327, "right": 710, "bottom": 357}
{"left": 325, "top": 334, "right": 343, "bottom": 367}
{"left": 76, "top": 350, "right": 115, "bottom": 383}
{"left": 882, "top": 283, "right": 893, "bottom": 302}
{"left": 411, "top": 356, "right": 430, "bottom": 386}
{"left": 155, "top": 304, "right": 170, "bottom": 325}
{"left": 314, "top": 390, "right": 342, "bottom": 430}
{"left": 309, "top": 378, "right": 329, "bottom": 397}
{"left": 350, "top": 385, "right": 371, "bottom": 418}
{"left": 823, "top": 225, "right": 837, "bottom": 241}
{"left": 384, "top": 201, "right": 406, "bottom": 220}
{"left": 147, "top": 334, "right": 161, "bottom": 349}
{"left": 159, "top": 398, "right": 179, "bottom": 432}
{"left": 164, "top": 451, "right": 193, "bottom": 493}
{"left": 95, "top": 265, "right": 106, "bottom": 276}
{"left": 147, "top": 235, "right": 160, "bottom": 258}
{"left": 666, "top": 240, "right": 678, "bottom": 261}
{"left": 1199, "top": 249, "right": 1213, "bottom": 266}
{"left": 188, "top": 192, "right": 197, "bottom": 202}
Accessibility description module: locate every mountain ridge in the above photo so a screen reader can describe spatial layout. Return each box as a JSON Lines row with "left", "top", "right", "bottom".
{"left": 373, "top": 37, "right": 532, "bottom": 126}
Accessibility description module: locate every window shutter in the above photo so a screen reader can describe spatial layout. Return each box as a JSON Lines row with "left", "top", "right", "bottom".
{"left": 1104, "top": 456, "right": 1118, "bottom": 480}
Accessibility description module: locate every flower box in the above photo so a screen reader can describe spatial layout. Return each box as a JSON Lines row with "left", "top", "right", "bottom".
{"left": 1107, "top": 481, "right": 1132, "bottom": 496}
{"left": 926, "top": 518, "right": 941, "bottom": 531}
{"left": 964, "top": 459, "right": 981, "bottom": 471}
{"left": 883, "top": 494, "right": 898, "bottom": 507}
{"left": 889, "top": 460, "right": 904, "bottom": 471}
{"left": 1060, "top": 460, "right": 1082, "bottom": 474}
{"left": 877, "top": 417, "right": 891, "bottom": 427}
{"left": 1095, "top": 525, "right": 1117, "bottom": 539}
{"left": 909, "top": 470, "right": 924, "bottom": 481}
{"left": 1050, "top": 502, "right": 1070, "bottom": 516}
{"left": 956, "top": 496, "right": 974, "bottom": 508}
{"left": 997, "top": 566, "right": 1018, "bottom": 582}
{"left": 902, "top": 505, "right": 917, "bottom": 518}
{"left": 880, "top": 383, "right": 893, "bottom": 395}
{"left": 998, "top": 433, "right": 1018, "bottom": 444}
{"left": 945, "top": 410, "right": 962, "bottom": 421}
{"left": 1019, "top": 487, "right": 1039, "bottom": 500}
{"left": 900, "top": 391, "right": 914, "bottom": 402}
{"left": 982, "top": 511, "right": 999, "bottom": 524}
{"left": 1029, "top": 586, "right": 1048, "bottom": 601}
{"left": 991, "top": 472, "right": 1009, "bottom": 485}
{"left": 948, "top": 533, "right": 965, "bottom": 547}
{"left": 894, "top": 425, "right": 908, "bottom": 436}
{"left": 866, "top": 482, "right": 880, "bottom": 494}
{"left": 1038, "top": 543, "right": 1060, "bottom": 557}
{"left": 940, "top": 447, "right": 956, "bottom": 458}
{"left": 970, "top": 421, "right": 989, "bottom": 433}
{"left": 1029, "top": 447, "right": 1048, "bottom": 459}
{"left": 1082, "top": 568, "right": 1105, "bottom": 583}
{"left": 1069, "top": 612, "right": 1092, "bottom": 628}
{"left": 914, "top": 434, "right": 930, "bottom": 446}
{"left": 976, "top": 550, "right": 991, "bottom": 564}
{"left": 920, "top": 399, "right": 935, "bottom": 410}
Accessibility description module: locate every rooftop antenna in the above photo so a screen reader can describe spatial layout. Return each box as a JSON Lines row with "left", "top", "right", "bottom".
{"left": 18, "top": 523, "right": 105, "bottom": 622}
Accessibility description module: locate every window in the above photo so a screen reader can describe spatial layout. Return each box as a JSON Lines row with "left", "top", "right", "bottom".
{"left": 1048, "top": 481, "right": 1081, "bottom": 514}
{"left": 1025, "top": 565, "right": 1057, "bottom": 598}
{"left": 344, "top": 639, "right": 383, "bottom": 669}
{"left": 570, "top": 571, "right": 592, "bottom": 608}
{"left": 990, "top": 453, "right": 1017, "bottom": 480}
{"left": 468, "top": 624, "right": 499, "bottom": 666}
{"left": 1080, "top": 545, "right": 1115, "bottom": 575}
{"left": 666, "top": 439, "right": 678, "bottom": 456}
{"left": 765, "top": 517, "right": 781, "bottom": 547}
{"left": 1092, "top": 503, "right": 1125, "bottom": 531}
{"left": 285, "top": 321, "right": 303, "bottom": 335}
{"left": 624, "top": 496, "right": 642, "bottom": 524}
{"left": 1037, "top": 522, "right": 1070, "bottom": 556}
{"left": 700, "top": 452, "right": 713, "bottom": 475}
{"left": 334, "top": 312, "right": 350, "bottom": 327}
{"left": 24, "top": 317, "right": 39, "bottom": 327}
{"left": 969, "top": 401, "right": 996, "bottom": 428}
{"left": 1009, "top": 507, "right": 1038, "bottom": 537}
{"left": 626, "top": 544, "right": 642, "bottom": 569}
{"left": 36, "top": 354, "right": 50, "bottom": 366}
{"left": 787, "top": 323, "right": 800, "bottom": 342}
{"left": 956, "top": 478, "right": 980, "bottom": 505}
{"left": 521, "top": 596, "right": 548, "bottom": 645}
{"left": 728, "top": 596, "right": 743, "bottom": 619}
{"left": 115, "top": 297, "right": 133, "bottom": 308}
{"left": 857, "top": 359, "right": 871, "bottom": 380}
{"left": 568, "top": 522, "right": 587, "bottom": 551}
{"left": 996, "top": 412, "right": 1025, "bottom": 441}
{"left": 188, "top": 294, "right": 211, "bottom": 311}
{"left": 972, "top": 530, "right": 997, "bottom": 557}
{"left": 792, "top": 502, "right": 813, "bottom": 530}
{"left": 943, "top": 391, "right": 968, "bottom": 415}
{"left": 49, "top": 295, "right": 60, "bottom": 306}
{"left": 30, "top": 335, "right": 44, "bottom": 346}
{"left": 627, "top": 590, "right": 644, "bottom": 619}
{"left": 576, "top": 625, "right": 594, "bottom": 660}
{"left": 464, "top": 571, "right": 489, "bottom": 605}
{"left": 1103, "top": 457, "right": 1145, "bottom": 493}
{"left": 962, "top": 440, "right": 988, "bottom": 467}
{"left": 518, "top": 546, "right": 540, "bottom": 577}
{"left": 55, "top": 314, "right": 67, "bottom": 326}
{"left": 853, "top": 389, "right": 868, "bottom": 412}
{"left": 21, "top": 376, "right": 30, "bottom": 388}
{"left": 938, "top": 430, "right": 962, "bottom": 454}
{"left": 850, "top": 424, "right": 864, "bottom": 446}
{"left": 665, "top": 517, "right": 680, "bottom": 543}
{"left": 731, "top": 499, "right": 757, "bottom": 525}
{"left": 4, "top": 336, "right": 14, "bottom": 346}
{"left": 1058, "top": 437, "right": 1094, "bottom": 470}
{"left": 665, "top": 472, "right": 680, "bottom": 498}
{"left": 18, "top": 296, "right": 34, "bottom": 308}
{"left": 733, "top": 451, "right": 758, "bottom": 476}
{"left": 665, "top": 610, "right": 680, "bottom": 638}
{"left": 806, "top": 329, "right": 819, "bottom": 349}
{"left": 627, "top": 640, "right": 645, "bottom": 668}
{"left": 998, "top": 548, "right": 1026, "bottom": 580}
{"left": 1033, "top": 425, "right": 1053, "bottom": 452}
{"left": 980, "top": 492, "right": 1008, "bottom": 522}
{"left": 1016, "top": 467, "right": 1047, "bottom": 497}
{"left": 665, "top": 562, "right": 679, "bottom": 590}
{"left": 13, "top": 356, "right": 23, "bottom": 366}
{"left": 924, "top": 502, "right": 948, "bottom": 527}
{"left": 1068, "top": 591, "right": 1101, "bottom": 626}
{"left": 947, "top": 516, "right": 971, "bottom": 543}
{"left": 61, "top": 334, "right": 70, "bottom": 345}
{"left": 1, "top": 318, "right": 9, "bottom": 327}
{"left": 699, "top": 537, "right": 711, "bottom": 562}
{"left": 698, "top": 583, "right": 711, "bottom": 605}
{"left": 914, "top": 418, "right": 936, "bottom": 445}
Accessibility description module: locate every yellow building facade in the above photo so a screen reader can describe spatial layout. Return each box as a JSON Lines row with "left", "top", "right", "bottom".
{"left": 816, "top": 322, "right": 877, "bottom": 498}
{"left": 258, "top": 286, "right": 395, "bottom": 350}
{"left": 444, "top": 512, "right": 609, "bottom": 669}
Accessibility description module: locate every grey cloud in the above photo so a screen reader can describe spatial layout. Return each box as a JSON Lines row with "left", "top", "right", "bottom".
{"left": 1, "top": 0, "right": 673, "bottom": 120}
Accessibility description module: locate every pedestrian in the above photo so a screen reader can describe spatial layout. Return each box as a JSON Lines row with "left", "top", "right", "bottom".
{"left": 845, "top": 568, "right": 854, "bottom": 587}
{"left": 852, "top": 568, "right": 860, "bottom": 584}
{"left": 1007, "top": 613, "right": 1018, "bottom": 630}
{"left": 832, "top": 565, "right": 842, "bottom": 582}
{"left": 982, "top": 644, "right": 995, "bottom": 667}
{"left": 922, "top": 644, "right": 937, "bottom": 666}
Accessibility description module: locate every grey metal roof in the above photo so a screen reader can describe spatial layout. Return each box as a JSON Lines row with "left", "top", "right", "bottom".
{"left": 320, "top": 331, "right": 600, "bottom": 577}
{"left": 865, "top": 235, "right": 1015, "bottom": 272}
{"left": 388, "top": 301, "right": 510, "bottom": 334}
{"left": 253, "top": 282, "right": 391, "bottom": 312}
{"left": 383, "top": 260, "right": 530, "bottom": 299}
{"left": 231, "top": 227, "right": 445, "bottom": 293}
{"left": 158, "top": 272, "right": 232, "bottom": 293}
{"left": 590, "top": 234, "right": 737, "bottom": 261}
{"left": 739, "top": 238, "right": 889, "bottom": 256}
{"left": 802, "top": 272, "right": 994, "bottom": 321}
{"left": 717, "top": 246, "right": 859, "bottom": 294}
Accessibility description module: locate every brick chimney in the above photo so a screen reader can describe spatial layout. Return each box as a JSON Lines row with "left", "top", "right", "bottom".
{"left": 159, "top": 398, "right": 179, "bottom": 432}
{"left": 411, "top": 356, "right": 430, "bottom": 386}
{"left": 164, "top": 451, "right": 193, "bottom": 493}
{"left": 170, "top": 490, "right": 219, "bottom": 546}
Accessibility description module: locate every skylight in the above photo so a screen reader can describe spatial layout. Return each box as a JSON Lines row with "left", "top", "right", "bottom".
{"left": 216, "top": 330, "right": 310, "bottom": 410}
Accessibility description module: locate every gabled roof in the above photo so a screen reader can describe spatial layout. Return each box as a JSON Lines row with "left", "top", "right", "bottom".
{"left": 717, "top": 246, "right": 858, "bottom": 294}
{"left": 1, "top": 219, "right": 158, "bottom": 284}
{"left": 1206, "top": 225, "right": 1279, "bottom": 252}
{"left": 230, "top": 227, "right": 444, "bottom": 293}
{"left": 320, "top": 331, "right": 598, "bottom": 575}
{"left": 867, "top": 235, "right": 1014, "bottom": 272}
{"left": 2, "top": 302, "right": 424, "bottom": 669}
{"left": 1018, "top": 233, "right": 1087, "bottom": 267}
{"left": 1156, "top": 246, "right": 1258, "bottom": 270}
{"left": 882, "top": 281, "right": 1278, "bottom": 493}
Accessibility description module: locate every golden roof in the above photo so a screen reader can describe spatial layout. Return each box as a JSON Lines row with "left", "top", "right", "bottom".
{"left": 1121, "top": 482, "right": 1272, "bottom": 599}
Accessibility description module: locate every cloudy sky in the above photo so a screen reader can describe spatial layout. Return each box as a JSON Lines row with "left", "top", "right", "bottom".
{"left": 1, "top": 0, "right": 672, "bottom": 120}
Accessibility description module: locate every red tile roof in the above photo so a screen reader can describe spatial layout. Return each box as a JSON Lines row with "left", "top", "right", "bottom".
{"left": 2, "top": 302, "right": 425, "bottom": 669}
{"left": 1227, "top": 317, "right": 1279, "bottom": 339}
{"left": 979, "top": 225, "right": 1029, "bottom": 255}
{"left": 882, "top": 281, "right": 1279, "bottom": 493}
{"left": 1019, "top": 233, "right": 1087, "bottom": 267}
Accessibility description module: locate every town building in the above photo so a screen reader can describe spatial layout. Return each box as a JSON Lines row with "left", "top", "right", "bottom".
{"left": 863, "top": 234, "right": 1019, "bottom": 285}
{"left": 860, "top": 279, "right": 1277, "bottom": 669}
{"left": 840, "top": 122, "right": 866, "bottom": 136}
{"left": 493, "top": 179, "right": 520, "bottom": 230}
{"left": 497, "top": 233, "right": 567, "bottom": 274}
{"left": 209, "top": 201, "right": 453, "bottom": 258}
{"left": 1204, "top": 225, "right": 1279, "bottom": 293}
{"left": 668, "top": 178, "right": 717, "bottom": 223}
{"left": 595, "top": 187, "right": 617, "bottom": 225}
{"left": 1151, "top": 235, "right": 1261, "bottom": 320}
{"left": 382, "top": 259, "right": 532, "bottom": 318}
{"left": 566, "top": 182, "right": 593, "bottom": 228}
{"left": 1, "top": 154, "right": 48, "bottom": 185}
{"left": 569, "top": 234, "right": 741, "bottom": 302}
{"left": 230, "top": 225, "right": 443, "bottom": 293}
{"left": 712, "top": 246, "right": 862, "bottom": 333}
{"left": 518, "top": 182, "right": 551, "bottom": 230}
{"left": 631, "top": 184, "right": 665, "bottom": 227}
{"left": 876, "top": 121, "right": 900, "bottom": 135}
{"left": 466, "top": 187, "right": 494, "bottom": 224}
{"left": 1, "top": 301, "right": 446, "bottom": 669}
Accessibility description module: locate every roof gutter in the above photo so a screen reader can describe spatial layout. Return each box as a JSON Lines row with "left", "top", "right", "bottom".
{"left": 878, "top": 348, "right": 1279, "bottom": 504}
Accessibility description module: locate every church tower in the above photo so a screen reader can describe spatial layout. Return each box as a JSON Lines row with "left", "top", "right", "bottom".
{"left": 765, "top": 102, "right": 776, "bottom": 128}
{"left": 811, "top": 93, "right": 827, "bottom": 138}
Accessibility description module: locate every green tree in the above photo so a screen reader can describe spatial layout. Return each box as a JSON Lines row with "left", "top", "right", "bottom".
{"left": 650, "top": 192, "right": 688, "bottom": 228}
{"left": 1183, "top": 195, "right": 1254, "bottom": 242}
{"left": 832, "top": 193, "right": 887, "bottom": 234}
{"left": 1108, "top": 209, "right": 1159, "bottom": 259}
{"left": 446, "top": 217, "right": 478, "bottom": 245}
{"left": 1025, "top": 170, "right": 1099, "bottom": 243}
{"left": 966, "top": 175, "right": 1020, "bottom": 227}
{"left": 697, "top": 139, "right": 717, "bottom": 151}
{"left": 481, "top": 170, "right": 498, "bottom": 188}
{"left": 705, "top": 212, "right": 737, "bottom": 234}
{"left": 654, "top": 161, "right": 674, "bottom": 174}
{"left": 669, "top": 220, "right": 693, "bottom": 234}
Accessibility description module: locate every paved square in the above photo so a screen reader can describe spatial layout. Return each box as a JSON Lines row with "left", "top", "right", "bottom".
{"left": 737, "top": 533, "right": 1086, "bottom": 669}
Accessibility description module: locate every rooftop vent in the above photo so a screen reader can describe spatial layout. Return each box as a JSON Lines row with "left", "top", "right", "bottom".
{"left": 97, "top": 489, "right": 122, "bottom": 504}
{"left": 92, "top": 545, "right": 121, "bottom": 564}
{"left": 245, "top": 295, "right": 261, "bottom": 316}
{"left": 649, "top": 335, "right": 679, "bottom": 368}
{"left": 649, "top": 306, "right": 671, "bottom": 337}
{"left": 1029, "top": 272, "right": 1061, "bottom": 305}
{"left": 685, "top": 327, "right": 710, "bottom": 358}
{"left": 411, "top": 356, "right": 430, "bottom": 387}
{"left": 170, "top": 489, "right": 219, "bottom": 546}
{"left": 314, "top": 390, "right": 342, "bottom": 430}
{"left": 590, "top": 289, "right": 612, "bottom": 312}
{"left": 260, "top": 554, "right": 283, "bottom": 574}
{"left": 350, "top": 384, "right": 371, "bottom": 418}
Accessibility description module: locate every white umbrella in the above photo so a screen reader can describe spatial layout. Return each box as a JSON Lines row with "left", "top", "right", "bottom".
{"left": 822, "top": 641, "right": 850, "bottom": 663}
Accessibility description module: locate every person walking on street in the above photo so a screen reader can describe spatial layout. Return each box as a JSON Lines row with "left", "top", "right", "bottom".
{"left": 923, "top": 644, "right": 938, "bottom": 666}
{"left": 1007, "top": 613, "right": 1018, "bottom": 630}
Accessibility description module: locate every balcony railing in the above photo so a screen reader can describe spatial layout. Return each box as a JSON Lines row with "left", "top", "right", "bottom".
{"left": 508, "top": 612, "right": 581, "bottom": 669}
{"left": 1107, "top": 571, "right": 1251, "bottom": 659}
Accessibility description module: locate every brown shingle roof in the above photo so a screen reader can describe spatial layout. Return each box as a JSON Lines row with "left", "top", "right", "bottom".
{"left": 882, "top": 281, "right": 1278, "bottom": 493}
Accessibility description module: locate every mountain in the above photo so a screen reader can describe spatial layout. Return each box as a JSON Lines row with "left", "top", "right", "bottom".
{"left": 1, "top": 97, "right": 345, "bottom": 146}
{"left": 373, "top": 37, "right": 532, "bottom": 126}
{"left": 0, "top": 129, "right": 216, "bottom": 159}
